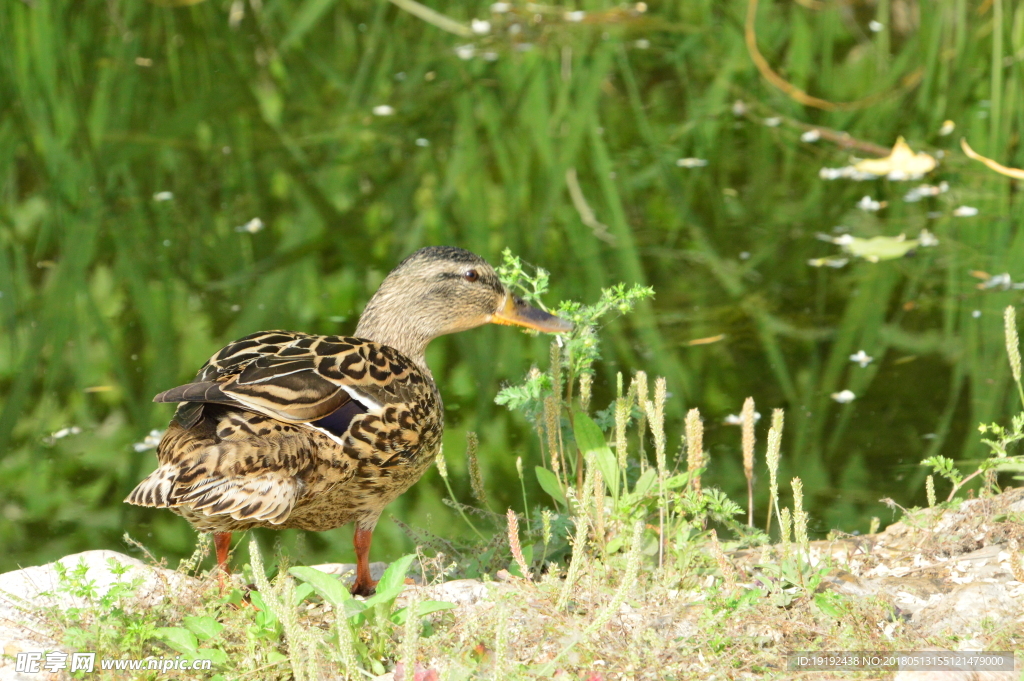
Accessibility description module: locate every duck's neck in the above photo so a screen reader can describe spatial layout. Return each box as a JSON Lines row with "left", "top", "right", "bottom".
{"left": 354, "top": 305, "right": 434, "bottom": 373}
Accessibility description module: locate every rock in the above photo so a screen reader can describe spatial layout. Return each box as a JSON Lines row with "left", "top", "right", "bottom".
{"left": 0, "top": 551, "right": 198, "bottom": 681}
{"left": 913, "top": 582, "right": 1024, "bottom": 637}
{"left": 402, "top": 579, "right": 490, "bottom": 607}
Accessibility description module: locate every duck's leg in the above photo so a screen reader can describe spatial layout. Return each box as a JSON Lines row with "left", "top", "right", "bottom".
{"left": 214, "top": 532, "right": 232, "bottom": 589}
{"left": 351, "top": 527, "right": 378, "bottom": 596}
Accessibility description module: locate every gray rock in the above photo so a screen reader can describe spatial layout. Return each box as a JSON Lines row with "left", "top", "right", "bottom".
{"left": 0, "top": 551, "right": 198, "bottom": 681}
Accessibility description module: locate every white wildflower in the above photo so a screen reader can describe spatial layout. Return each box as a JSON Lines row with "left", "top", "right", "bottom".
{"left": 235, "top": 218, "right": 264, "bottom": 234}
{"left": 153, "top": 191, "right": 173, "bottom": 202}
{"left": 455, "top": 44, "right": 475, "bottom": 60}
{"left": 50, "top": 426, "right": 82, "bottom": 441}
{"left": 953, "top": 206, "right": 978, "bottom": 217}
{"left": 801, "top": 129, "right": 821, "bottom": 143}
{"left": 565, "top": 10, "right": 585, "bottom": 21}
{"left": 903, "top": 181, "right": 948, "bottom": 203}
{"left": 763, "top": 117, "right": 781, "bottom": 127}
{"left": 856, "top": 196, "right": 885, "bottom": 212}
{"left": 490, "top": 2, "right": 510, "bottom": 12}
{"left": 372, "top": 105, "right": 395, "bottom": 116}
{"left": 849, "top": 350, "right": 873, "bottom": 368}
{"left": 918, "top": 229, "right": 939, "bottom": 247}
{"left": 868, "top": 20, "right": 884, "bottom": 32}
{"left": 471, "top": 19, "right": 491, "bottom": 34}
{"left": 831, "top": 390, "right": 856, "bottom": 404}
{"left": 676, "top": 158, "right": 708, "bottom": 168}
{"left": 938, "top": 120, "right": 955, "bottom": 136}
{"left": 979, "top": 273, "right": 1012, "bottom": 290}
{"left": 818, "top": 166, "right": 878, "bottom": 181}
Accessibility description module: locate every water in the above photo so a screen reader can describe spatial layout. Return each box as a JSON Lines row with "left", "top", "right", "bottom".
{"left": 0, "top": 0, "right": 1021, "bottom": 571}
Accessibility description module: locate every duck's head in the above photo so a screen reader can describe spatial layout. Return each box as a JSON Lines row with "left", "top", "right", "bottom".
{"left": 355, "top": 246, "right": 572, "bottom": 362}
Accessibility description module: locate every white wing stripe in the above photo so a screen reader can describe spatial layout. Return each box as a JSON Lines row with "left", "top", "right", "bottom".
{"left": 339, "top": 384, "right": 382, "bottom": 411}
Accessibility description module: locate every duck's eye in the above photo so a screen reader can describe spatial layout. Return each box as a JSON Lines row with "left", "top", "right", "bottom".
{"left": 463, "top": 269, "right": 479, "bottom": 282}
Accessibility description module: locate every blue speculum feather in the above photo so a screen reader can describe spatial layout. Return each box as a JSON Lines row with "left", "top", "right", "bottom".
{"left": 312, "top": 400, "right": 369, "bottom": 438}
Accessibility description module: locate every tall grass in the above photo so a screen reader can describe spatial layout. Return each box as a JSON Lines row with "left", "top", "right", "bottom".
{"left": 1, "top": 0, "right": 1023, "bottom": 571}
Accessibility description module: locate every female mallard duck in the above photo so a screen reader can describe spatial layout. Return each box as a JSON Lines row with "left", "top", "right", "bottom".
{"left": 126, "top": 246, "right": 570, "bottom": 595}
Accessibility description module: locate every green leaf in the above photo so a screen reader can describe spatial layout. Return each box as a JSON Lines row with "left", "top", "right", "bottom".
{"left": 665, "top": 472, "right": 692, "bottom": 489}
{"left": 294, "top": 582, "right": 315, "bottom": 605}
{"left": 183, "top": 616, "right": 223, "bottom": 641}
{"left": 342, "top": 599, "right": 368, "bottom": 620}
{"left": 535, "top": 466, "right": 566, "bottom": 506}
{"left": 361, "top": 554, "right": 415, "bottom": 608}
{"left": 362, "top": 584, "right": 404, "bottom": 609}
{"left": 197, "top": 647, "right": 229, "bottom": 666}
{"left": 289, "top": 566, "right": 352, "bottom": 607}
{"left": 390, "top": 600, "right": 457, "bottom": 625}
{"left": 377, "top": 554, "right": 416, "bottom": 594}
{"left": 632, "top": 468, "right": 657, "bottom": 498}
{"left": 154, "top": 627, "right": 199, "bottom": 656}
{"left": 574, "top": 411, "right": 619, "bottom": 499}
{"left": 248, "top": 590, "right": 268, "bottom": 611}
{"left": 813, "top": 592, "right": 844, "bottom": 618}
{"left": 266, "top": 650, "right": 289, "bottom": 665}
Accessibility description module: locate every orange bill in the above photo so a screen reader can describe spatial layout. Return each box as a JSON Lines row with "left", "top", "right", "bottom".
{"left": 491, "top": 295, "right": 573, "bottom": 333}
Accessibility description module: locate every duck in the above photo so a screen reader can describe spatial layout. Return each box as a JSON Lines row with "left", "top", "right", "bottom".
{"left": 125, "top": 246, "right": 571, "bottom": 595}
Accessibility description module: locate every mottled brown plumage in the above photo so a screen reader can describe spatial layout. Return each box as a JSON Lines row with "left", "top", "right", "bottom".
{"left": 125, "top": 247, "right": 570, "bottom": 594}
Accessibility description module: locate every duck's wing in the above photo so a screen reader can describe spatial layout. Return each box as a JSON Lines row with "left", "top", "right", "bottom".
{"left": 125, "top": 411, "right": 316, "bottom": 526}
{"left": 155, "top": 331, "right": 424, "bottom": 428}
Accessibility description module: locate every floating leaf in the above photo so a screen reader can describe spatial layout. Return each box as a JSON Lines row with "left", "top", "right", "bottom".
{"left": 807, "top": 257, "right": 849, "bottom": 268}
{"left": 819, "top": 234, "right": 921, "bottom": 263}
{"left": 687, "top": 334, "right": 725, "bottom": 346}
{"left": 853, "top": 137, "right": 936, "bottom": 179}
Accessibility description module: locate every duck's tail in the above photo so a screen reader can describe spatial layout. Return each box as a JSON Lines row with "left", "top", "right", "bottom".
{"left": 125, "top": 465, "right": 179, "bottom": 508}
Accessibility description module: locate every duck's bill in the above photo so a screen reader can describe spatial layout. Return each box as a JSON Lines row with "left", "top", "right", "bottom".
{"left": 491, "top": 295, "right": 573, "bottom": 333}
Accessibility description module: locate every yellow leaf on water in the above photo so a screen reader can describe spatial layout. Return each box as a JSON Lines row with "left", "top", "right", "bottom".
{"left": 687, "top": 334, "right": 725, "bottom": 346}
{"left": 960, "top": 138, "right": 1024, "bottom": 180}
{"left": 853, "top": 137, "right": 936, "bottom": 178}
